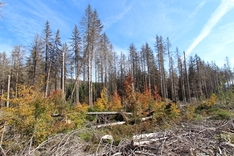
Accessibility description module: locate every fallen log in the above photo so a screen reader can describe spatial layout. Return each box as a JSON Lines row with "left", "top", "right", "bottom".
{"left": 87, "top": 112, "right": 132, "bottom": 115}
{"left": 133, "top": 132, "right": 164, "bottom": 140}
{"left": 93, "top": 115, "right": 153, "bottom": 128}
{"left": 140, "top": 116, "right": 153, "bottom": 122}
{"left": 132, "top": 137, "right": 168, "bottom": 146}
{"left": 93, "top": 121, "right": 126, "bottom": 128}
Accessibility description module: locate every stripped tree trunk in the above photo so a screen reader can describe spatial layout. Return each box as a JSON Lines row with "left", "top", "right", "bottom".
{"left": 6, "top": 75, "right": 10, "bottom": 107}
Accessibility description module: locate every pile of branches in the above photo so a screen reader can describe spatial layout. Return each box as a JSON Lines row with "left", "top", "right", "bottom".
{"left": 95, "top": 119, "right": 234, "bottom": 156}
{"left": 1, "top": 119, "right": 234, "bottom": 155}
{"left": 0, "top": 129, "right": 91, "bottom": 156}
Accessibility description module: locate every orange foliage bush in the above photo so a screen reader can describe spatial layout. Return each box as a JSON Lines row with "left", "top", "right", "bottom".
{"left": 134, "top": 87, "right": 154, "bottom": 116}
{"left": 152, "top": 85, "right": 161, "bottom": 101}
{"left": 139, "top": 87, "right": 154, "bottom": 110}
{"left": 109, "top": 91, "right": 123, "bottom": 111}
{"left": 94, "top": 88, "right": 123, "bottom": 111}
{"left": 123, "top": 75, "right": 136, "bottom": 112}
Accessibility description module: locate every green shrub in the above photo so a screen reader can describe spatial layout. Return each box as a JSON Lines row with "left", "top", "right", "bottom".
{"left": 213, "top": 109, "right": 234, "bottom": 120}
{"left": 79, "top": 131, "right": 93, "bottom": 142}
{"left": 194, "top": 114, "right": 203, "bottom": 121}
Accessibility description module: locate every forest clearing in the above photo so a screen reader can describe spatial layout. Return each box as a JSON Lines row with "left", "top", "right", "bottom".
{"left": 1, "top": 2, "right": 234, "bottom": 155}
{"left": 0, "top": 81, "right": 234, "bottom": 155}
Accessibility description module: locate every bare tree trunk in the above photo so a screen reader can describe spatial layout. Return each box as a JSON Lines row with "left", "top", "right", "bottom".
{"left": 54, "top": 72, "right": 57, "bottom": 91}
{"left": 170, "top": 57, "right": 175, "bottom": 101}
{"left": 62, "top": 52, "right": 65, "bottom": 100}
{"left": 15, "top": 72, "right": 18, "bottom": 97}
{"left": 76, "top": 67, "right": 80, "bottom": 104}
{"left": 45, "top": 62, "right": 51, "bottom": 98}
{"left": 196, "top": 56, "right": 203, "bottom": 98}
{"left": 167, "top": 38, "right": 174, "bottom": 100}
{"left": 88, "top": 46, "right": 93, "bottom": 106}
{"left": 6, "top": 75, "right": 10, "bottom": 107}
{"left": 178, "top": 55, "right": 186, "bottom": 102}
{"left": 183, "top": 51, "right": 191, "bottom": 101}
{"left": 181, "top": 66, "right": 186, "bottom": 102}
{"left": 156, "top": 36, "right": 167, "bottom": 100}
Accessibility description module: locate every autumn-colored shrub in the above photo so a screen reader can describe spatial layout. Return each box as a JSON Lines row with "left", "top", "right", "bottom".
{"left": 1, "top": 85, "right": 47, "bottom": 145}
{"left": 109, "top": 91, "right": 123, "bottom": 111}
{"left": 152, "top": 100, "right": 181, "bottom": 122}
{"left": 136, "top": 87, "right": 154, "bottom": 115}
{"left": 0, "top": 85, "right": 88, "bottom": 148}
{"left": 184, "top": 105, "right": 195, "bottom": 120}
{"left": 94, "top": 87, "right": 109, "bottom": 111}
{"left": 152, "top": 85, "right": 161, "bottom": 101}
{"left": 123, "top": 75, "right": 136, "bottom": 112}
{"left": 1, "top": 85, "right": 41, "bottom": 135}
{"left": 66, "top": 103, "right": 89, "bottom": 128}
{"left": 152, "top": 101, "right": 166, "bottom": 121}
{"left": 168, "top": 102, "right": 181, "bottom": 119}
{"left": 202, "top": 94, "right": 218, "bottom": 108}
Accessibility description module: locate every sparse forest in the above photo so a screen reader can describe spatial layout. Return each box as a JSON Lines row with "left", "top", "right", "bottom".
{"left": 1, "top": 4, "right": 234, "bottom": 156}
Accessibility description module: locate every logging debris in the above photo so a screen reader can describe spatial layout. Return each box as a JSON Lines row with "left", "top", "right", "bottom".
{"left": 93, "top": 119, "right": 234, "bottom": 156}
{"left": 1, "top": 118, "right": 234, "bottom": 155}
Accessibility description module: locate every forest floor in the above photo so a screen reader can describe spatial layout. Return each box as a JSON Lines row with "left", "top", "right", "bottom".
{"left": 16, "top": 116, "right": 234, "bottom": 156}
{"left": 1, "top": 98, "right": 234, "bottom": 156}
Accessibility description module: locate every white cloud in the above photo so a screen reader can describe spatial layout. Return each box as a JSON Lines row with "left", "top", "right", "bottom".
{"left": 103, "top": 5, "right": 131, "bottom": 31}
{"left": 188, "top": 20, "right": 234, "bottom": 67}
{"left": 188, "top": 1, "right": 206, "bottom": 18}
{"left": 185, "top": 0, "right": 234, "bottom": 57}
{"left": 169, "top": 1, "right": 206, "bottom": 41}
{"left": 2, "top": 0, "right": 71, "bottom": 46}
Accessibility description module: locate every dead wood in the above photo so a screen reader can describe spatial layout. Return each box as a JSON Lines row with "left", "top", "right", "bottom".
{"left": 140, "top": 115, "right": 153, "bottom": 122}
{"left": 93, "top": 121, "right": 126, "bottom": 128}
{"left": 94, "top": 119, "right": 234, "bottom": 156}
{"left": 1, "top": 119, "right": 234, "bottom": 155}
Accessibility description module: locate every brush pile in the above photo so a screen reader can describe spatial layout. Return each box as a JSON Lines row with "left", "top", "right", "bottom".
{"left": 95, "top": 119, "right": 234, "bottom": 156}
{"left": 1, "top": 119, "right": 234, "bottom": 156}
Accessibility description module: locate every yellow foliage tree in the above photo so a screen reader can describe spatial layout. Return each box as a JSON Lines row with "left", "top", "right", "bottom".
{"left": 66, "top": 103, "right": 90, "bottom": 128}
{"left": 203, "top": 94, "right": 218, "bottom": 107}
{"left": 0, "top": 85, "right": 88, "bottom": 147}
{"left": 184, "top": 105, "right": 195, "bottom": 120}
{"left": 94, "top": 87, "right": 109, "bottom": 111}
{"left": 1, "top": 85, "right": 41, "bottom": 135}
{"left": 168, "top": 103, "right": 181, "bottom": 119}
{"left": 152, "top": 101, "right": 167, "bottom": 121}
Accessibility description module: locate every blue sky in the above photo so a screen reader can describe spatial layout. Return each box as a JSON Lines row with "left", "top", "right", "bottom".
{"left": 0, "top": 0, "right": 234, "bottom": 68}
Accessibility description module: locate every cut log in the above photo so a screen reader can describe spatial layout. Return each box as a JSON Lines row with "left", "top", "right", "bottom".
{"left": 94, "top": 116, "right": 153, "bottom": 128}
{"left": 133, "top": 132, "right": 164, "bottom": 140}
{"left": 132, "top": 137, "right": 168, "bottom": 146}
{"left": 87, "top": 112, "right": 132, "bottom": 115}
{"left": 140, "top": 116, "right": 153, "bottom": 122}
{"left": 93, "top": 121, "right": 126, "bottom": 128}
